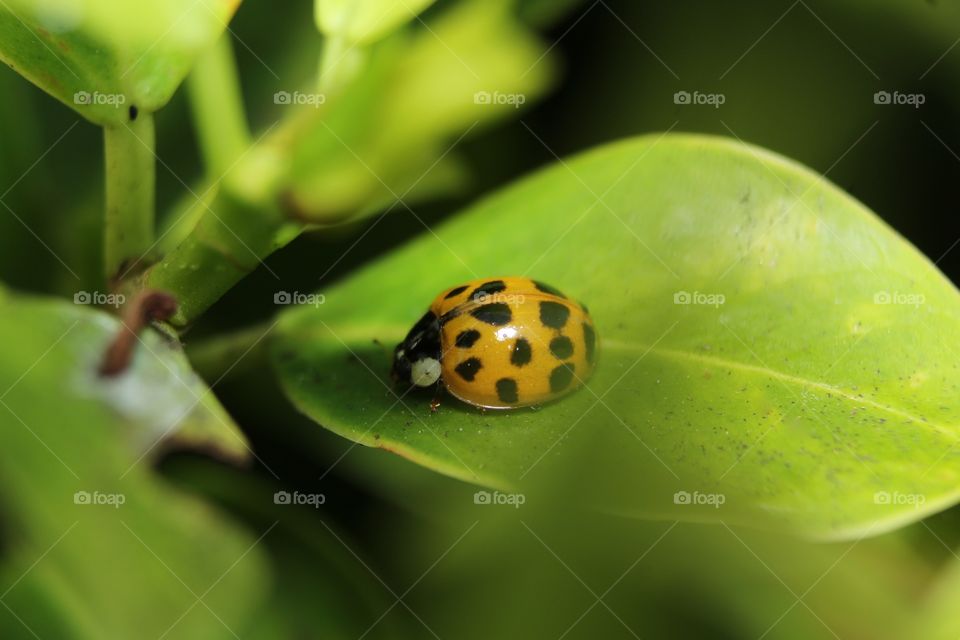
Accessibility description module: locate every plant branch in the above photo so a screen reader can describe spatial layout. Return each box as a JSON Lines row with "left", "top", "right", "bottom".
{"left": 318, "top": 34, "right": 364, "bottom": 94}
{"left": 187, "top": 35, "right": 251, "bottom": 176}
{"left": 143, "top": 150, "right": 303, "bottom": 327}
{"left": 104, "top": 113, "right": 155, "bottom": 281}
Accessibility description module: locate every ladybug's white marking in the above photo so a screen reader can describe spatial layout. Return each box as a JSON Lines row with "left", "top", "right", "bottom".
{"left": 411, "top": 357, "right": 442, "bottom": 387}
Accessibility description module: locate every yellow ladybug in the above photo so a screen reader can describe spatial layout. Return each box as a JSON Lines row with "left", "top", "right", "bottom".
{"left": 391, "top": 277, "right": 597, "bottom": 409}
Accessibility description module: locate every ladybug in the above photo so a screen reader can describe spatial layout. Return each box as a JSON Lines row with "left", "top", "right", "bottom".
{"left": 391, "top": 277, "right": 597, "bottom": 409}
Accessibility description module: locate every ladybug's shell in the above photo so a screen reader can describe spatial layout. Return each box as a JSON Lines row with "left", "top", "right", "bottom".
{"left": 430, "top": 277, "right": 597, "bottom": 409}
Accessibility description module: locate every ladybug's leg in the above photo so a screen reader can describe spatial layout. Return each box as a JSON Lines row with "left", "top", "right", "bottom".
{"left": 429, "top": 379, "right": 443, "bottom": 414}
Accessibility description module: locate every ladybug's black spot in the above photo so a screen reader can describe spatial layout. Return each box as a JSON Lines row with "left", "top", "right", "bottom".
{"left": 454, "top": 358, "right": 482, "bottom": 382}
{"left": 549, "top": 336, "right": 574, "bottom": 359}
{"left": 549, "top": 363, "right": 575, "bottom": 393}
{"left": 533, "top": 280, "right": 566, "bottom": 298}
{"left": 496, "top": 378, "right": 518, "bottom": 404}
{"left": 539, "top": 301, "right": 569, "bottom": 329}
{"left": 511, "top": 338, "right": 532, "bottom": 366}
{"left": 444, "top": 285, "right": 468, "bottom": 299}
{"left": 455, "top": 329, "right": 481, "bottom": 348}
{"left": 471, "top": 303, "right": 512, "bottom": 326}
{"left": 583, "top": 323, "right": 596, "bottom": 364}
{"left": 470, "top": 280, "right": 506, "bottom": 301}
{"left": 579, "top": 300, "right": 590, "bottom": 314}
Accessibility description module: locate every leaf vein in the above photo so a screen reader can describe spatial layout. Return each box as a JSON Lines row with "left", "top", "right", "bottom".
{"left": 604, "top": 339, "right": 956, "bottom": 438}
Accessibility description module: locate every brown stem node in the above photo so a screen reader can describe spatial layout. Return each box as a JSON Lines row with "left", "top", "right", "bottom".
{"left": 99, "top": 290, "right": 178, "bottom": 377}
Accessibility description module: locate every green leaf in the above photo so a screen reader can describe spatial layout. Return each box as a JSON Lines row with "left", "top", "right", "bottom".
{"left": 269, "top": 133, "right": 960, "bottom": 540}
{"left": 315, "top": 0, "right": 436, "bottom": 45}
{"left": 0, "top": 0, "right": 241, "bottom": 125}
{"left": 0, "top": 293, "right": 265, "bottom": 638}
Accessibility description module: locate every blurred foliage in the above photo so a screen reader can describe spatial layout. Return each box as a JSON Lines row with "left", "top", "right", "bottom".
{"left": 143, "top": 0, "right": 556, "bottom": 325}
{"left": 1, "top": 0, "right": 960, "bottom": 638}
{"left": 0, "top": 294, "right": 263, "bottom": 639}
{"left": 286, "top": 0, "right": 555, "bottom": 223}
{"left": 162, "top": 456, "right": 406, "bottom": 639}
{"left": 315, "top": 0, "right": 438, "bottom": 45}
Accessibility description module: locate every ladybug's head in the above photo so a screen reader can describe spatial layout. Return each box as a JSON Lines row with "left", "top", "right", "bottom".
{"left": 391, "top": 310, "right": 442, "bottom": 388}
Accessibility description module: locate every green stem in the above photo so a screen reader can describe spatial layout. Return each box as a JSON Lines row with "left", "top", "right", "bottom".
{"left": 104, "top": 113, "right": 155, "bottom": 280}
{"left": 187, "top": 35, "right": 251, "bottom": 176}
{"left": 318, "top": 34, "right": 364, "bottom": 94}
{"left": 146, "top": 35, "right": 290, "bottom": 326}
{"left": 156, "top": 179, "right": 219, "bottom": 256}
{"left": 144, "top": 187, "right": 303, "bottom": 327}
